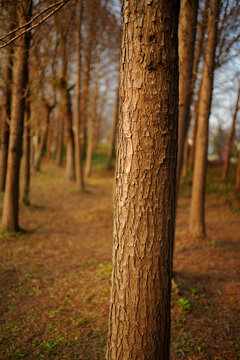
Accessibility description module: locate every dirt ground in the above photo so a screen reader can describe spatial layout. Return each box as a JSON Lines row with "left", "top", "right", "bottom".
{"left": 0, "top": 162, "right": 239, "bottom": 359}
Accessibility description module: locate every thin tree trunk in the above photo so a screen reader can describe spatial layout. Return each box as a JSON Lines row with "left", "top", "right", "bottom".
{"left": 106, "top": 1, "right": 179, "bottom": 359}
{"left": 59, "top": 31, "right": 75, "bottom": 180}
{"left": 0, "top": 43, "right": 13, "bottom": 191}
{"left": 107, "top": 86, "right": 119, "bottom": 169}
{"left": 21, "top": 100, "right": 31, "bottom": 205}
{"left": 182, "top": 140, "right": 190, "bottom": 178}
{"left": 189, "top": 0, "right": 209, "bottom": 172}
{"left": 236, "top": 150, "right": 240, "bottom": 191}
{"left": 222, "top": 83, "right": 240, "bottom": 181}
{"left": 56, "top": 114, "right": 64, "bottom": 166}
{"left": 81, "top": 27, "right": 94, "bottom": 158}
{"left": 74, "top": 0, "right": 84, "bottom": 190}
{"left": 65, "top": 89, "right": 75, "bottom": 180}
{"left": 2, "top": 1, "right": 32, "bottom": 232}
{"left": 177, "top": 0, "right": 199, "bottom": 193}
{"left": 33, "top": 102, "right": 51, "bottom": 171}
{"left": 189, "top": 0, "right": 219, "bottom": 239}
{"left": 85, "top": 70, "right": 99, "bottom": 177}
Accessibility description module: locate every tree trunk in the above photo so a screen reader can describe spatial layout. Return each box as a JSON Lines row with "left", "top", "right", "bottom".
{"left": 59, "top": 31, "right": 75, "bottom": 181}
{"left": 106, "top": 1, "right": 179, "bottom": 359}
{"left": 2, "top": 1, "right": 32, "bottom": 232}
{"left": 0, "top": 42, "right": 13, "bottom": 192}
{"left": 176, "top": 0, "right": 199, "bottom": 193}
{"left": 182, "top": 140, "right": 190, "bottom": 178}
{"left": 222, "top": 83, "right": 240, "bottom": 181}
{"left": 74, "top": 0, "right": 84, "bottom": 190}
{"left": 56, "top": 114, "right": 64, "bottom": 166}
{"left": 189, "top": 0, "right": 209, "bottom": 172}
{"left": 81, "top": 22, "right": 94, "bottom": 158}
{"left": 236, "top": 150, "right": 240, "bottom": 191}
{"left": 65, "top": 89, "right": 75, "bottom": 181}
{"left": 85, "top": 70, "right": 99, "bottom": 177}
{"left": 189, "top": 0, "right": 219, "bottom": 239}
{"left": 21, "top": 101, "right": 31, "bottom": 206}
{"left": 107, "top": 85, "right": 119, "bottom": 169}
{"left": 33, "top": 102, "right": 51, "bottom": 172}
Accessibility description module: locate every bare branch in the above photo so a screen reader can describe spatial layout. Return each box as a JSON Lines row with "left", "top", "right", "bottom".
{"left": 0, "top": 0, "right": 71, "bottom": 49}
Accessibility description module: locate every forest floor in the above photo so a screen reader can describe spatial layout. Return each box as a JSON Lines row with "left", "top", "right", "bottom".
{"left": 0, "top": 160, "right": 240, "bottom": 360}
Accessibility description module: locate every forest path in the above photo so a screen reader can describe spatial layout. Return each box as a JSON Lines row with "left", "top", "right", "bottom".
{"left": 0, "top": 162, "right": 239, "bottom": 359}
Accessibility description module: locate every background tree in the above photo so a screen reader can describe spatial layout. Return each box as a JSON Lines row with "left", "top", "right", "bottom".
{"left": 2, "top": 0, "right": 32, "bottom": 231}
{"left": 189, "top": 0, "right": 220, "bottom": 239}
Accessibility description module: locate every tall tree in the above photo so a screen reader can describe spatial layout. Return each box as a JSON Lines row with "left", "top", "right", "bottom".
{"left": 74, "top": 0, "right": 84, "bottom": 191}
{"left": 222, "top": 83, "right": 240, "bottom": 181}
{"left": 59, "top": 29, "right": 75, "bottom": 180}
{"left": 189, "top": 0, "right": 219, "bottom": 238}
{"left": 2, "top": 0, "right": 32, "bottom": 231}
{"left": 177, "top": 0, "right": 199, "bottom": 191}
{"left": 106, "top": 0, "right": 179, "bottom": 359}
{"left": 0, "top": 4, "right": 15, "bottom": 191}
{"left": 21, "top": 98, "right": 31, "bottom": 205}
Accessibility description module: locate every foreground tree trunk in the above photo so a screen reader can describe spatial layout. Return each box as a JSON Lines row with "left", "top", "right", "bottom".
{"left": 2, "top": 1, "right": 32, "bottom": 232}
{"left": 106, "top": 1, "right": 179, "bottom": 359}
{"left": 189, "top": 0, "right": 219, "bottom": 238}
{"left": 176, "top": 0, "right": 199, "bottom": 192}
{"left": 74, "top": 0, "right": 84, "bottom": 191}
{"left": 222, "top": 83, "right": 240, "bottom": 181}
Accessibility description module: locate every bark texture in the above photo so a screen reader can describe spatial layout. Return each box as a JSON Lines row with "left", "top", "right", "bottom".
{"left": 106, "top": 1, "right": 179, "bottom": 359}
{"left": 2, "top": 1, "right": 32, "bottom": 231}
{"left": 222, "top": 84, "right": 240, "bottom": 181}
{"left": 189, "top": 0, "right": 219, "bottom": 238}
{"left": 177, "top": 0, "right": 199, "bottom": 192}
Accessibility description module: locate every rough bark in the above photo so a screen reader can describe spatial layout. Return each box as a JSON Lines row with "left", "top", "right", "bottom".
{"left": 74, "top": 0, "right": 84, "bottom": 190}
{"left": 189, "top": 0, "right": 219, "bottom": 239}
{"left": 222, "top": 84, "right": 240, "bottom": 181}
{"left": 21, "top": 101, "right": 31, "bottom": 205}
{"left": 106, "top": 1, "right": 179, "bottom": 359}
{"left": 2, "top": 1, "right": 32, "bottom": 232}
{"left": 33, "top": 102, "right": 51, "bottom": 172}
{"left": 107, "top": 86, "right": 119, "bottom": 169}
{"left": 177, "top": 0, "right": 199, "bottom": 193}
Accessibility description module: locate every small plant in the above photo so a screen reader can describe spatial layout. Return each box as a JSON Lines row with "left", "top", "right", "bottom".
{"left": 178, "top": 298, "right": 192, "bottom": 312}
